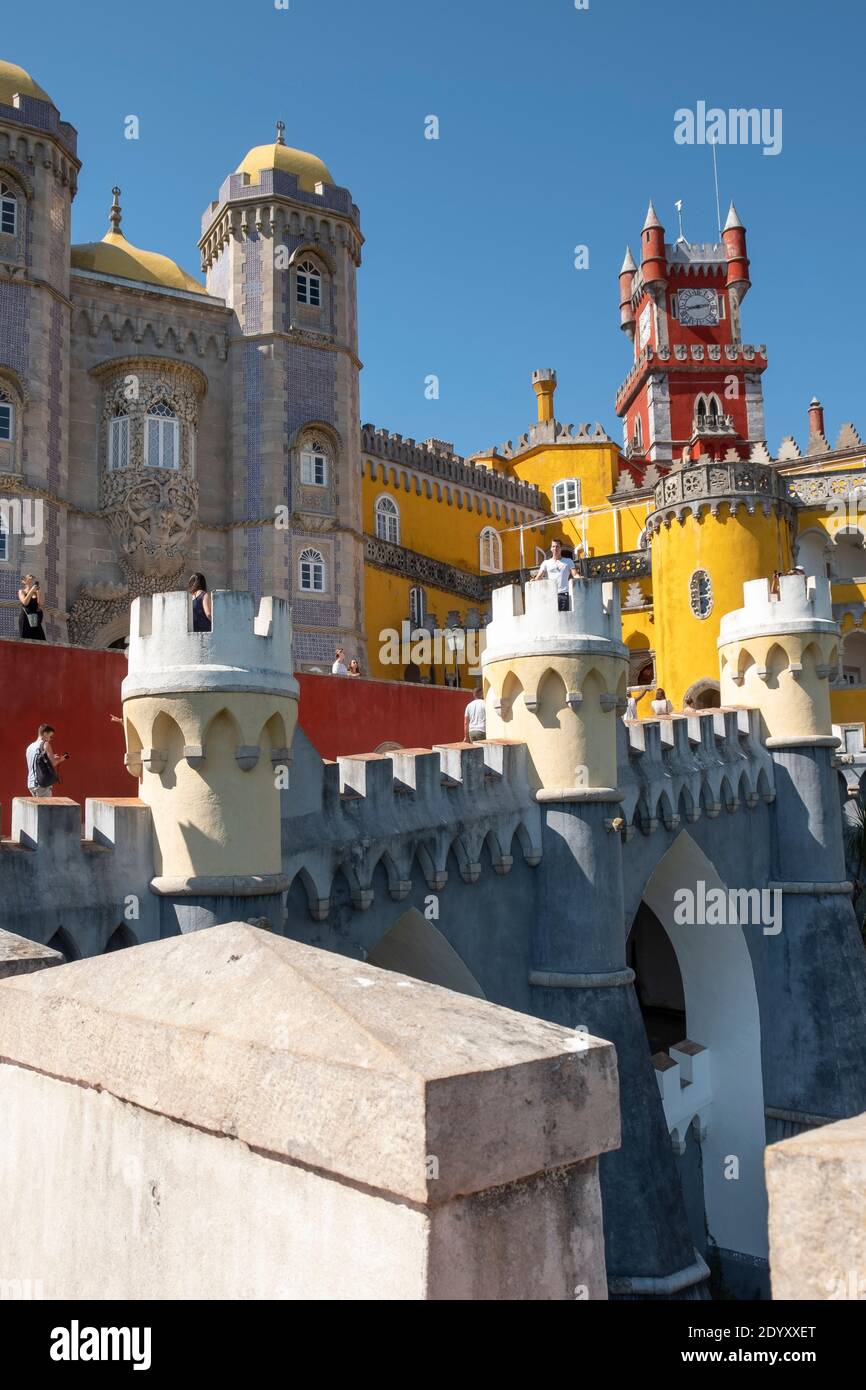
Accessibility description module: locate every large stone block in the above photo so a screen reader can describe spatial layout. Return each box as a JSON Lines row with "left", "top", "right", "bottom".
{"left": 766, "top": 1113, "right": 866, "bottom": 1300}
{"left": 0, "top": 928, "right": 63, "bottom": 979}
{"left": 0, "top": 922, "right": 619, "bottom": 1300}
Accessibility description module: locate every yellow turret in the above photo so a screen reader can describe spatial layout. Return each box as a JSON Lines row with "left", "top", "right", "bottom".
{"left": 482, "top": 577, "right": 628, "bottom": 795}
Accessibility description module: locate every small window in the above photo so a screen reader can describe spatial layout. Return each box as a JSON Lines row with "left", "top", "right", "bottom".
{"left": 299, "top": 547, "right": 325, "bottom": 592}
{"left": 534, "top": 546, "right": 547, "bottom": 567}
{"left": 145, "top": 402, "right": 179, "bottom": 469}
{"left": 301, "top": 440, "right": 329, "bottom": 487}
{"left": 296, "top": 260, "right": 322, "bottom": 307}
{"left": 0, "top": 183, "right": 17, "bottom": 236}
{"left": 0, "top": 394, "right": 12, "bottom": 442}
{"left": 553, "top": 478, "right": 581, "bottom": 514}
{"left": 409, "top": 585, "right": 427, "bottom": 628}
{"left": 633, "top": 416, "right": 644, "bottom": 450}
{"left": 689, "top": 568, "right": 713, "bottom": 619}
{"left": 189, "top": 427, "right": 196, "bottom": 476}
{"left": 375, "top": 493, "right": 400, "bottom": 544}
{"left": 669, "top": 294, "right": 679, "bottom": 321}
{"left": 108, "top": 414, "right": 130, "bottom": 471}
{"left": 479, "top": 525, "right": 502, "bottom": 573}
{"left": 0, "top": 516, "right": 7, "bottom": 563}
{"left": 718, "top": 293, "right": 726, "bottom": 320}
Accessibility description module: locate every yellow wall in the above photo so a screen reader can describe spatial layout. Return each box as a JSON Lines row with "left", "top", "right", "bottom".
{"left": 651, "top": 505, "right": 792, "bottom": 710}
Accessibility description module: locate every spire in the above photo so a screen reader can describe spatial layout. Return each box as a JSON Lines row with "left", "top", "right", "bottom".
{"left": 723, "top": 201, "right": 744, "bottom": 231}
{"left": 108, "top": 186, "right": 122, "bottom": 236}
{"left": 620, "top": 245, "right": 636, "bottom": 274}
{"left": 275, "top": 120, "right": 286, "bottom": 147}
{"left": 642, "top": 200, "right": 662, "bottom": 231}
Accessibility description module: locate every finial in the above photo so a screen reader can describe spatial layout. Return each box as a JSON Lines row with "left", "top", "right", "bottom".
{"left": 275, "top": 120, "right": 286, "bottom": 146}
{"left": 674, "top": 198, "right": 687, "bottom": 243}
{"left": 109, "top": 186, "right": 122, "bottom": 234}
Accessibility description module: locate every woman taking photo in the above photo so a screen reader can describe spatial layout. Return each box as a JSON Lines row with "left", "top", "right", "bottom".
{"left": 18, "top": 575, "right": 46, "bottom": 641}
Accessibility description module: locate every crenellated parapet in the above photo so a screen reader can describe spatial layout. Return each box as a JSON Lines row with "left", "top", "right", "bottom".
{"left": 0, "top": 796, "right": 158, "bottom": 958}
{"left": 122, "top": 590, "right": 299, "bottom": 892}
{"left": 718, "top": 574, "right": 839, "bottom": 744}
{"left": 482, "top": 580, "right": 629, "bottom": 795}
{"left": 282, "top": 739, "right": 541, "bottom": 921}
{"left": 616, "top": 707, "right": 775, "bottom": 835}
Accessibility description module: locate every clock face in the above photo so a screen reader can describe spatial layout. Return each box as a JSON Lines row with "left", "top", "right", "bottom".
{"left": 639, "top": 303, "right": 652, "bottom": 348}
{"left": 678, "top": 288, "right": 720, "bottom": 326}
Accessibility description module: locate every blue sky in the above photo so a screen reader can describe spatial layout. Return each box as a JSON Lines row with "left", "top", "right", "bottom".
{"left": 11, "top": 0, "right": 865, "bottom": 458}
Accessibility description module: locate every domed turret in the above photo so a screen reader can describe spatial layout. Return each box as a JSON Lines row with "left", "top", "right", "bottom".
{"left": 0, "top": 59, "right": 52, "bottom": 107}
{"left": 71, "top": 187, "right": 206, "bottom": 295}
{"left": 235, "top": 121, "right": 333, "bottom": 193}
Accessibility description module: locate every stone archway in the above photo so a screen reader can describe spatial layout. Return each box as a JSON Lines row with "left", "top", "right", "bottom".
{"left": 683, "top": 678, "right": 721, "bottom": 710}
{"left": 636, "top": 830, "right": 768, "bottom": 1262}
{"left": 368, "top": 907, "right": 485, "bottom": 999}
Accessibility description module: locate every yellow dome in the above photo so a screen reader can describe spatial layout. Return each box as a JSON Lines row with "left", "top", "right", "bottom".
{"left": 71, "top": 229, "right": 206, "bottom": 296}
{"left": 0, "top": 60, "right": 52, "bottom": 108}
{"left": 236, "top": 141, "right": 333, "bottom": 193}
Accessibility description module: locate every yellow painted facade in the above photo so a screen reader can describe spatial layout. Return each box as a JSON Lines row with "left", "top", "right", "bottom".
{"left": 360, "top": 371, "right": 866, "bottom": 741}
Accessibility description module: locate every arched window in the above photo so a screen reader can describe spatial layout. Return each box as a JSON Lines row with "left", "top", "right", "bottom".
{"left": 633, "top": 416, "right": 644, "bottom": 450}
{"left": 534, "top": 545, "right": 547, "bottom": 567}
{"left": 409, "top": 585, "right": 427, "bottom": 628}
{"left": 108, "top": 409, "right": 130, "bottom": 471}
{"left": 0, "top": 386, "right": 13, "bottom": 442}
{"left": 375, "top": 493, "right": 400, "bottom": 544}
{"left": 145, "top": 401, "right": 179, "bottom": 469}
{"left": 299, "top": 547, "right": 325, "bottom": 592}
{"left": 706, "top": 393, "right": 722, "bottom": 425}
{"left": 479, "top": 526, "right": 502, "bottom": 573}
{"left": 689, "top": 568, "right": 713, "bottom": 619}
{"left": 552, "top": 479, "right": 581, "bottom": 514}
{"left": 296, "top": 260, "right": 322, "bottom": 307}
{"left": 0, "top": 182, "right": 17, "bottom": 236}
{"left": 301, "top": 438, "right": 329, "bottom": 487}
{"left": 695, "top": 395, "right": 708, "bottom": 427}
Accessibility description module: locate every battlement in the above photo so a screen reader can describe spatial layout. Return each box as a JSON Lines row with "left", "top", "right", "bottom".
{"left": 122, "top": 591, "right": 299, "bottom": 701}
{"left": 617, "top": 706, "right": 775, "bottom": 833}
{"left": 719, "top": 574, "right": 837, "bottom": 645}
{"left": 282, "top": 738, "right": 541, "bottom": 919}
{"left": 483, "top": 579, "right": 627, "bottom": 665}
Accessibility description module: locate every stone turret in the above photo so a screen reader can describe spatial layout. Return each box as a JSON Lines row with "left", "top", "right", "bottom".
{"left": 482, "top": 578, "right": 628, "bottom": 794}
{"left": 122, "top": 590, "right": 299, "bottom": 929}
{"left": 718, "top": 573, "right": 838, "bottom": 744}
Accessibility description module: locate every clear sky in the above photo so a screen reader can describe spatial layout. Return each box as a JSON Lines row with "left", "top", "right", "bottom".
{"left": 10, "top": 0, "right": 865, "bottom": 458}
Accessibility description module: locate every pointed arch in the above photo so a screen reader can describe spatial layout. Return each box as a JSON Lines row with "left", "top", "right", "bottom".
{"left": 367, "top": 907, "right": 486, "bottom": 999}
{"left": 46, "top": 927, "right": 79, "bottom": 962}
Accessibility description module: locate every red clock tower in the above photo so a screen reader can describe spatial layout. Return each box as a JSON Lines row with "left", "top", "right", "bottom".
{"left": 615, "top": 201, "right": 767, "bottom": 466}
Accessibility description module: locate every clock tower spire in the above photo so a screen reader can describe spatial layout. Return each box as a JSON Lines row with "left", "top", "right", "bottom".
{"left": 615, "top": 200, "right": 766, "bottom": 465}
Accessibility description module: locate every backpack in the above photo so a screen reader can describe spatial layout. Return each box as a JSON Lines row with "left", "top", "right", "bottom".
{"left": 33, "top": 745, "right": 60, "bottom": 788}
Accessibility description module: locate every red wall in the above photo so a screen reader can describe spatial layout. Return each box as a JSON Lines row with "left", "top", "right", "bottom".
{"left": 296, "top": 672, "right": 469, "bottom": 761}
{"left": 0, "top": 638, "right": 130, "bottom": 835}
{"left": 0, "top": 639, "right": 471, "bottom": 834}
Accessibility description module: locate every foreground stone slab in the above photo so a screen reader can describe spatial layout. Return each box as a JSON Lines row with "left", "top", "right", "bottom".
{"left": 0, "top": 928, "right": 63, "bottom": 979}
{"left": 765, "top": 1112, "right": 866, "bottom": 1300}
{"left": 0, "top": 922, "right": 619, "bottom": 1300}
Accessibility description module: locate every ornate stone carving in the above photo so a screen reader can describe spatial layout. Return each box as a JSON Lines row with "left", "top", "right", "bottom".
{"left": 101, "top": 467, "right": 198, "bottom": 578}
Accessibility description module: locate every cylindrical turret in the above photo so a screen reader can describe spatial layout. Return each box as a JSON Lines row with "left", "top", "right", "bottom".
{"left": 718, "top": 573, "right": 838, "bottom": 743}
{"left": 531, "top": 368, "right": 557, "bottom": 423}
{"left": 640, "top": 201, "right": 667, "bottom": 290}
{"left": 722, "top": 202, "right": 750, "bottom": 296}
{"left": 646, "top": 460, "right": 795, "bottom": 709}
{"left": 122, "top": 590, "right": 299, "bottom": 900}
{"left": 619, "top": 246, "right": 637, "bottom": 337}
{"left": 482, "top": 578, "right": 629, "bottom": 794}
{"left": 808, "top": 397, "right": 825, "bottom": 440}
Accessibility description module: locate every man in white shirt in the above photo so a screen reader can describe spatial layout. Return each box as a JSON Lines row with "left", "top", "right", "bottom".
{"left": 464, "top": 688, "right": 486, "bottom": 743}
{"left": 25, "top": 723, "right": 68, "bottom": 799}
{"left": 532, "top": 539, "right": 581, "bottom": 610}
{"left": 331, "top": 647, "right": 348, "bottom": 676}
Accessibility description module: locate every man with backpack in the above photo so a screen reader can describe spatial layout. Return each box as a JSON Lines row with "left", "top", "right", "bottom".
{"left": 25, "top": 724, "right": 69, "bottom": 798}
